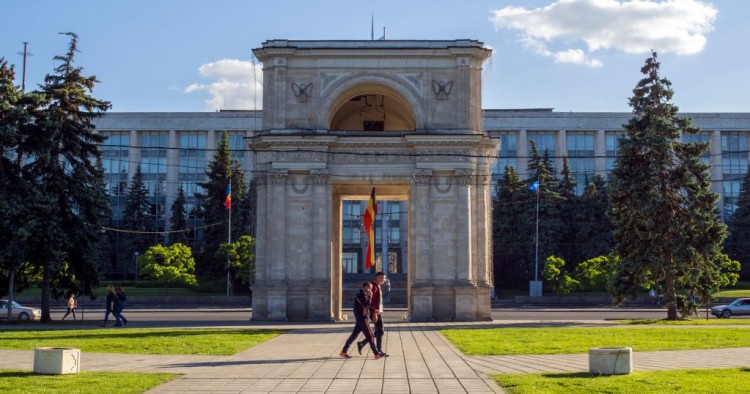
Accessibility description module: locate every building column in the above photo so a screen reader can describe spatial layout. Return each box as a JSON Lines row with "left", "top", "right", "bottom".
{"left": 557, "top": 129, "right": 567, "bottom": 173}
{"left": 164, "top": 130, "right": 178, "bottom": 232}
{"left": 711, "top": 130, "right": 724, "bottom": 217}
{"left": 309, "top": 170, "right": 331, "bottom": 320}
{"left": 267, "top": 170, "right": 289, "bottom": 320}
{"left": 410, "top": 169, "right": 433, "bottom": 321}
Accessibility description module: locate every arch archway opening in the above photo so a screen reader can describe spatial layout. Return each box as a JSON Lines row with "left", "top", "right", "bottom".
{"left": 328, "top": 84, "right": 416, "bottom": 131}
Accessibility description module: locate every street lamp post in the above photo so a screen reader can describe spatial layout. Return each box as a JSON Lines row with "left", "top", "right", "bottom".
{"left": 134, "top": 252, "right": 139, "bottom": 282}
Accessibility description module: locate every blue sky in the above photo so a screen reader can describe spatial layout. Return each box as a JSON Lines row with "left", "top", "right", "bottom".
{"left": 1, "top": 0, "right": 747, "bottom": 113}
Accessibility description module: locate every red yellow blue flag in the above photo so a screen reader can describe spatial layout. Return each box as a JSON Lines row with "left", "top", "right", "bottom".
{"left": 224, "top": 184, "right": 232, "bottom": 209}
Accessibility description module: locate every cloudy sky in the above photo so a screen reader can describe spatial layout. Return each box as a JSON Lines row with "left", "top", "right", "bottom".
{"left": 1, "top": 0, "right": 746, "bottom": 113}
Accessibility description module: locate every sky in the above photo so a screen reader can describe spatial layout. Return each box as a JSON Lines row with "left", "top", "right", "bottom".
{"left": 1, "top": 0, "right": 747, "bottom": 113}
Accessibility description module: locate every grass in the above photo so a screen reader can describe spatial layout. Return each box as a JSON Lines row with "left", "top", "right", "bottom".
{"left": 618, "top": 318, "right": 750, "bottom": 325}
{"left": 0, "top": 328, "right": 285, "bottom": 356}
{"left": 494, "top": 368, "right": 750, "bottom": 394}
{"left": 440, "top": 327, "right": 750, "bottom": 355}
{"left": 0, "top": 370, "right": 177, "bottom": 394}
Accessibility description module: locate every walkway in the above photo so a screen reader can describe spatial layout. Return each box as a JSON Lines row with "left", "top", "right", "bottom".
{"left": 1, "top": 320, "right": 749, "bottom": 393}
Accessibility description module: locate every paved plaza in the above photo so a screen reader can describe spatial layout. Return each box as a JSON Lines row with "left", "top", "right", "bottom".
{"left": 1, "top": 320, "right": 749, "bottom": 393}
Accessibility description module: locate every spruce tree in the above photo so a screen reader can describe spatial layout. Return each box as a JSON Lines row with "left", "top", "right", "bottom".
{"left": 20, "top": 33, "right": 111, "bottom": 321}
{"left": 556, "top": 156, "right": 582, "bottom": 267}
{"left": 727, "top": 171, "right": 750, "bottom": 279}
{"left": 492, "top": 166, "right": 533, "bottom": 288}
{"left": 609, "top": 52, "right": 727, "bottom": 320}
{"left": 196, "top": 131, "right": 248, "bottom": 286}
{"left": 122, "top": 165, "right": 152, "bottom": 262}
{"left": 526, "top": 142, "right": 563, "bottom": 275}
{"left": 169, "top": 184, "right": 189, "bottom": 245}
{"left": 576, "top": 175, "right": 613, "bottom": 261}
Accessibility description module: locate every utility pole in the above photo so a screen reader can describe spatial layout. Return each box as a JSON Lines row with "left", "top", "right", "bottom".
{"left": 17, "top": 42, "right": 33, "bottom": 92}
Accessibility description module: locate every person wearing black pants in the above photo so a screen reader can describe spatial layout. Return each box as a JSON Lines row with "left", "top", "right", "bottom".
{"left": 358, "top": 271, "right": 388, "bottom": 357}
{"left": 341, "top": 282, "right": 382, "bottom": 360}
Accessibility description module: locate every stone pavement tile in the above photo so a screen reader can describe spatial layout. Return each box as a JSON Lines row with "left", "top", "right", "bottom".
{"left": 325, "top": 378, "right": 356, "bottom": 393}
{"left": 408, "top": 378, "right": 439, "bottom": 393}
{"left": 382, "top": 377, "right": 411, "bottom": 392}
{"left": 433, "top": 378, "right": 467, "bottom": 392}
{"left": 272, "top": 378, "right": 308, "bottom": 392}
{"left": 354, "top": 377, "right": 383, "bottom": 392}
{"left": 460, "top": 378, "right": 505, "bottom": 394}
{"left": 297, "top": 378, "right": 333, "bottom": 392}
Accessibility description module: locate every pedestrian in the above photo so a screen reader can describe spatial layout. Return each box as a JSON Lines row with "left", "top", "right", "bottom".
{"left": 101, "top": 285, "right": 116, "bottom": 327}
{"left": 687, "top": 289, "right": 697, "bottom": 303}
{"left": 113, "top": 285, "right": 128, "bottom": 326}
{"left": 62, "top": 293, "right": 77, "bottom": 320}
{"left": 648, "top": 288, "right": 656, "bottom": 304}
{"left": 357, "top": 271, "right": 388, "bottom": 357}
{"left": 340, "top": 282, "right": 382, "bottom": 360}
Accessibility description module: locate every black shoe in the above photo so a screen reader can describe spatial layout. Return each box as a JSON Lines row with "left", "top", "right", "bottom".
{"left": 340, "top": 351, "right": 352, "bottom": 359}
{"left": 379, "top": 352, "right": 389, "bottom": 357}
{"left": 357, "top": 341, "right": 366, "bottom": 355}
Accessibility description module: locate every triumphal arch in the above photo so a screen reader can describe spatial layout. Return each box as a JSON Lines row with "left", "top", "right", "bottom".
{"left": 250, "top": 39, "right": 497, "bottom": 321}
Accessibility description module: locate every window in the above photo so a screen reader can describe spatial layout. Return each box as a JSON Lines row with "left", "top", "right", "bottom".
{"left": 567, "top": 132, "right": 595, "bottom": 195}
{"left": 722, "top": 132, "right": 748, "bottom": 218}
{"left": 100, "top": 131, "right": 130, "bottom": 221}
{"left": 179, "top": 131, "right": 207, "bottom": 215}
{"left": 491, "top": 132, "right": 518, "bottom": 196}
{"left": 528, "top": 131, "right": 556, "bottom": 172}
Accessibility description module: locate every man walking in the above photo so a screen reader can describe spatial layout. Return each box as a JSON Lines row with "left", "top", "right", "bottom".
{"left": 341, "top": 282, "right": 382, "bottom": 360}
{"left": 358, "top": 271, "right": 388, "bottom": 357}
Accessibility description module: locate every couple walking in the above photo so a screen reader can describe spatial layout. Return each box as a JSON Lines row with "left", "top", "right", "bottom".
{"left": 101, "top": 285, "right": 128, "bottom": 327}
{"left": 340, "top": 272, "right": 388, "bottom": 359}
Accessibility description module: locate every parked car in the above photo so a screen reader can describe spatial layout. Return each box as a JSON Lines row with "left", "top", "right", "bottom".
{"left": 0, "top": 299, "right": 42, "bottom": 321}
{"left": 711, "top": 298, "right": 750, "bottom": 318}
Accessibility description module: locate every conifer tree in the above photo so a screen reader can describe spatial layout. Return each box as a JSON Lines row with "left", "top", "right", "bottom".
{"left": 169, "top": 184, "right": 189, "bottom": 245}
{"left": 609, "top": 52, "right": 727, "bottom": 320}
{"left": 122, "top": 165, "right": 152, "bottom": 260}
{"left": 492, "top": 166, "right": 533, "bottom": 288}
{"left": 526, "top": 143, "right": 563, "bottom": 275}
{"left": 576, "top": 175, "right": 613, "bottom": 261}
{"left": 196, "top": 131, "right": 248, "bottom": 285}
{"left": 556, "top": 156, "right": 582, "bottom": 267}
{"left": 19, "top": 33, "right": 111, "bottom": 321}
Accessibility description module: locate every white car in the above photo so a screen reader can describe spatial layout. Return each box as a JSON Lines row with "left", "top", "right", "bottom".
{"left": 711, "top": 298, "right": 750, "bottom": 318}
{"left": 0, "top": 299, "right": 42, "bottom": 321}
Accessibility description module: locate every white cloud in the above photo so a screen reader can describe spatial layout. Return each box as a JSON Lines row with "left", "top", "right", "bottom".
{"left": 490, "top": 0, "right": 717, "bottom": 67}
{"left": 185, "top": 59, "right": 263, "bottom": 111}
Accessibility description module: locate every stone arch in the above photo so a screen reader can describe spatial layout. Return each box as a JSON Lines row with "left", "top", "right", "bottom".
{"left": 320, "top": 73, "right": 427, "bottom": 131}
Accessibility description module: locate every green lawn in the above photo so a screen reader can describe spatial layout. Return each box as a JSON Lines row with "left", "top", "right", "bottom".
{"left": 618, "top": 318, "right": 750, "bottom": 325}
{"left": 17, "top": 285, "right": 219, "bottom": 297}
{"left": 0, "top": 370, "right": 177, "bottom": 394}
{"left": 440, "top": 327, "right": 750, "bottom": 355}
{"left": 0, "top": 328, "right": 285, "bottom": 356}
{"left": 494, "top": 368, "right": 750, "bottom": 394}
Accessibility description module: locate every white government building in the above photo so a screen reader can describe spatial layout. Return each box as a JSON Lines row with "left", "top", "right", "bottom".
{"left": 93, "top": 39, "right": 750, "bottom": 321}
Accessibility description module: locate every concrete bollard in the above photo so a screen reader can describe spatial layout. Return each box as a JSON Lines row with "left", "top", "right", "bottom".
{"left": 33, "top": 347, "right": 81, "bottom": 375}
{"left": 588, "top": 347, "right": 632, "bottom": 375}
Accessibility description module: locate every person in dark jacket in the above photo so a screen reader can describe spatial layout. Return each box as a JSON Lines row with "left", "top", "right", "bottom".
{"left": 340, "top": 282, "right": 381, "bottom": 359}
{"left": 100, "top": 285, "right": 117, "bottom": 327}
{"left": 113, "top": 285, "right": 128, "bottom": 326}
{"left": 358, "top": 271, "right": 388, "bottom": 356}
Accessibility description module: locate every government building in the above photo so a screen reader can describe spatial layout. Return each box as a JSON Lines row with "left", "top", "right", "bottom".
{"left": 92, "top": 39, "right": 750, "bottom": 321}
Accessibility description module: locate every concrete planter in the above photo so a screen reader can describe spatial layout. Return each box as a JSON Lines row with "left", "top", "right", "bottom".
{"left": 33, "top": 347, "right": 81, "bottom": 375}
{"left": 588, "top": 347, "right": 632, "bottom": 375}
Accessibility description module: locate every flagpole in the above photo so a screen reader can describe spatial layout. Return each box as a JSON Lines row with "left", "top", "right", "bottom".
{"left": 534, "top": 182, "right": 539, "bottom": 284}
{"left": 227, "top": 177, "right": 232, "bottom": 297}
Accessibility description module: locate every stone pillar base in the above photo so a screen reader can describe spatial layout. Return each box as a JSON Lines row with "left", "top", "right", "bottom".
{"left": 589, "top": 347, "right": 632, "bottom": 375}
{"left": 34, "top": 347, "right": 80, "bottom": 375}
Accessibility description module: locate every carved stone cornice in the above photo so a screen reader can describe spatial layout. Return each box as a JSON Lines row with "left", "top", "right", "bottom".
{"left": 415, "top": 148, "right": 471, "bottom": 163}
{"left": 310, "top": 169, "right": 330, "bottom": 185}
{"left": 413, "top": 169, "right": 432, "bottom": 185}
{"left": 454, "top": 169, "right": 475, "bottom": 186}
{"left": 269, "top": 170, "right": 289, "bottom": 185}
{"left": 272, "top": 150, "right": 328, "bottom": 163}
{"left": 329, "top": 151, "right": 413, "bottom": 164}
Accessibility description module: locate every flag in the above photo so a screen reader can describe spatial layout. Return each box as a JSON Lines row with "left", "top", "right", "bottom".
{"left": 363, "top": 187, "right": 378, "bottom": 269}
{"left": 224, "top": 183, "right": 232, "bottom": 209}
{"left": 529, "top": 180, "right": 539, "bottom": 192}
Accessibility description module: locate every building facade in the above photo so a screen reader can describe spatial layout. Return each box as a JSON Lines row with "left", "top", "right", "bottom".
{"left": 92, "top": 40, "right": 750, "bottom": 321}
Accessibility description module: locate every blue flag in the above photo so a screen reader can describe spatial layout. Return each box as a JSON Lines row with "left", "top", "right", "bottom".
{"left": 529, "top": 180, "right": 540, "bottom": 192}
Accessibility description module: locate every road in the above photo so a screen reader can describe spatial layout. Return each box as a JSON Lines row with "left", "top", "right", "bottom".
{"left": 36, "top": 306, "right": 742, "bottom": 327}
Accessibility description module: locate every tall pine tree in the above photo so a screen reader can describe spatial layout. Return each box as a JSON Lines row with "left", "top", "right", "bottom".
{"left": 20, "top": 33, "right": 111, "bottom": 321}
{"left": 609, "top": 52, "right": 727, "bottom": 320}
{"left": 122, "top": 165, "right": 152, "bottom": 265}
{"left": 169, "top": 184, "right": 189, "bottom": 245}
{"left": 196, "top": 131, "right": 248, "bottom": 286}
{"left": 492, "top": 166, "right": 533, "bottom": 288}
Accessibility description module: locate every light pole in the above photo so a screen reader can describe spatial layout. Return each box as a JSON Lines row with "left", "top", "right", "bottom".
{"left": 529, "top": 180, "right": 541, "bottom": 297}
